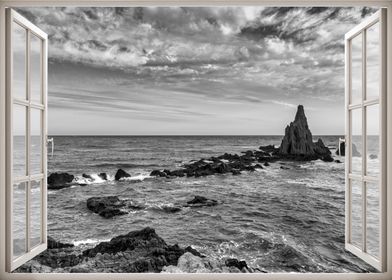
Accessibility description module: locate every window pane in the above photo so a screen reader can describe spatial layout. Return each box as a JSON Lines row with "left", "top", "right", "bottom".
{"left": 31, "top": 109, "right": 42, "bottom": 174}
{"left": 13, "top": 105, "right": 26, "bottom": 177}
{"left": 350, "top": 109, "right": 362, "bottom": 174}
{"left": 366, "top": 104, "right": 379, "bottom": 177}
{"left": 351, "top": 179, "right": 362, "bottom": 248}
{"left": 30, "top": 180, "right": 42, "bottom": 248}
{"left": 366, "top": 23, "right": 380, "bottom": 101}
{"left": 13, "top": 23, "right": 27, "bottom": 101}
{"left": 30, "top": 34, "right": 42, "bottom": 103}
{"left": 366, "top": 181, "right": 380, "bottom": 259}
{"left": 13, "top": 182, "right": 26, "bottom": 259}
{"left": 351, "top": 33, "right": 362, "bottom": 104}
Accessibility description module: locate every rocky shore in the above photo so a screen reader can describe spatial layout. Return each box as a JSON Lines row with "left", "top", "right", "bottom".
{"left": 16, "top": 227, "right": 253, "bottom": 273}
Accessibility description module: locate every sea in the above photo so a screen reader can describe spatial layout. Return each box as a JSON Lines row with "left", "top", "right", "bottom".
{"left": 18, "top": 135, "right": 381, "bottom": 272}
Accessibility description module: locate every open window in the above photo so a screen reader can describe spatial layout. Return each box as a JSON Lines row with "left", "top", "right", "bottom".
{"left": 345, "top": 9, "right": 387, "bottom": 272}
{"left": 5, "top": 9, "right": 48, "bottom": 271}
{"left": 1, "top": 5, "right": 390, "bottom": 277}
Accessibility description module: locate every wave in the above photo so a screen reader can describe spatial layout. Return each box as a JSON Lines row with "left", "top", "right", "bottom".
{"left": 72, "top": 238, "right": 110, "bottom": 247}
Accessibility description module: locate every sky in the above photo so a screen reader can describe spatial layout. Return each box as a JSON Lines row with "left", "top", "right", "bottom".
{"left": 17, "top": 7, "right": 376, "bottom": 135}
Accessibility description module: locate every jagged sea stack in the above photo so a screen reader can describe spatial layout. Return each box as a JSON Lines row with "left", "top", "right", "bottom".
{"left": 278, "top": 105, "right": 333, "bottom": 161}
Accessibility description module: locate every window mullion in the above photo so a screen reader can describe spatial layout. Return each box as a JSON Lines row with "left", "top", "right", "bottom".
{"left": 361, "top": 30, "right": 367, "bottom": 253}
{"left": 26, "top": 29, "right": 31, "bottom": 253}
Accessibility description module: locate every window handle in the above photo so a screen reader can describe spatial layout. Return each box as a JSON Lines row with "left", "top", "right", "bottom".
{"left": 47, "top": 138, "right": 54, "bottom": 158}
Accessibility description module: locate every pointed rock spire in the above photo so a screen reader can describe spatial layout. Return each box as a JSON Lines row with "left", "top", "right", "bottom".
{"left": 278, "top": 105, "right": 333, "bottom": 161}
{"left": 279, "top": 105, "right": 315, "bottom": 156}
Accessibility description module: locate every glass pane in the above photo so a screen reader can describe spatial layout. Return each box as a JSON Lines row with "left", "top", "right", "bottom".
{"left": 30, "top": 180, "right": 42, "bottom": 248}
{"left": 13, "top": 23, "right": 27, "bottom": 101}
{"left": 31, "top": 109, "right": 42, "bottom": 174}
{"left": 351, "top": 179, "right": 362, "bottom": 248}
{"left": 30, "top": 34, "right": 42, "bottom": 103}
{"left": 351, "top": 33, "right": 362, "bottom": 104}
{"left": 13, "top": 182, "right": 26, "bottom": 259}
{"left": 366, "top": 181, "right": 380, "bottom": 259}
{"left": 350, "top": 109, "right": 362, "bottom": 174}
{"left": 13, "top": 105, "right": 26, "bottom": 177}
{"left": 366, "top": 22, "right": 380, "bottom": 101}
{"left": 366, "top": 104, "right": 380, "bottom": 177}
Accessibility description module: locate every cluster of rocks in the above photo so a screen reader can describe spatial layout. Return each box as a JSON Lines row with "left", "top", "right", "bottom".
{"left": 150, "top": 105, "right": 336, "bottom": 179}
{"left": 16, "top": 227, "right": 251, "bottom": 273}
{"left": 86, "top": 195, "right": 219, "bottom": 218}
{"left": 47, "top": 169, "right": 132, "bottom": 190}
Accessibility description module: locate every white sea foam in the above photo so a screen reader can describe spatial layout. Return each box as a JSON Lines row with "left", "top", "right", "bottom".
{"left": 121, "top": 173, "right": 152, "bottom": 181}
{"left": 73, "top": 238, "right": 110, "bottom": 247}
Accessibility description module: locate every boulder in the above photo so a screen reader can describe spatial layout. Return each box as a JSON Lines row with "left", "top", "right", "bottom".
{"left": 150, "top": 170, "right": 167, "bottom": 177}
{"left": 47, "top": 172, "right": 75, "bottom": 190}
{"left": 98, "top": 172, "right": 108, "bottom": 180}
{"left": 335, "top": 141, "right": 361, "bottom": 157}
{"left": 115, "top": 169, "right": 131, "bottom": 181}
{"left": 225, "top": 258, "right": 248, "bottom": 271}
{"left": 47, "top": 236, "right": 74, "bottom": 249}
{"left": 82, "top": 173, "right": 93, "bottom": 179}
{"left": 86, "top": 196, "right": 128, "bottom": 218}
{"left": 185, "top": 196, "right": 218, "bottom": 207}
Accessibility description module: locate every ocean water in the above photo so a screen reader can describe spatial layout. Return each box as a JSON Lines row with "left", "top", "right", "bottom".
{"left": 18, "top": 135, "right": 381, "bottom": 272}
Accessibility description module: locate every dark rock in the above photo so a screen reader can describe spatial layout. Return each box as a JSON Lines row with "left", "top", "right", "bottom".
{"left": 280, "top": 166, "right": 290, "bottom": 170}
{"left": 254, "top": 164, "right": 263, "bottom": 169}
{"left": 47, "top": 172, "right": 75, "bottom": 190}
{"left": 335, "top": 159, "right": 342, "bottom": 163}
{"left": 170, "top": 169, "right": 186, "bottom": 177}
{"left": 225, "top": 258, "right": 248, "bottom": 270}
{"left": 185, "top": 196, "right": 218, "bottom": 207}
{"left": 184, "top": 246, "right": 205, "bottom": 258}
{"left": 82, "top": 173, "right": 92, "bottom": 179}
{"left": 214, "top": 163, "right": 231, "bottom": 174}
{"left": 259, "top": 145, "right": 278, "bottom": 154}
{"left": 279, "top": 105, "right": 315, "bottom": 156}
{"left": 115, "top": 169, "right": 131, "bottom": 181}
{"left": 231, "top": 170, "right": 241, "bottom": 175}
{"left": 278, "top": 105, "right": 331, "bottom": 161}
{"left": 264, "top": 162, "right": 270, "bottom": 167}
{"left": 98, "top": 172, "right": 108, "bottom": 180}
{"left": 82, "top": 227, "right": 190, "bottom": 272}
{"left": 336, "top": 141, "right": 361, "bottom": 157}
{"left": 150, "top": 170, "right": 167, "bottom": 177}
{"left": 86, "top": 196, "right": 128, "bottom": 218}
{"left": 336, "top": 141, "right": 346, "bottom": 156}
{"left": 47, "top": 236, "right": 74, "bottom": 249}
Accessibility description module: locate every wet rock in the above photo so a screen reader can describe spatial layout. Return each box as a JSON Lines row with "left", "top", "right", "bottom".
{"left": 47, "top": 172, "right": 75, "bottom": 190}
{"left": 225, "top": 258, "right": 248, "bottom": 270}
{"left": 150, "top": 170, "right": 167, "bottom": 177}
{"left": 279, "top": 105, "right": 315, "bottom": 156}
{"left": 259, "top": 145, "right": 278, "bottom": 154}
{"left": 278, "top": 105, "right": 332, "bottom": 161}
{"left": 336, "top": 141, "right": 361, "bottom": 157}
{"left": 82, "top": 227, "right": 192, "bottom": 272}
{"left": 82, "top": 173, "right": 93, "bottom": 179}
{"left": 231, "top": 170, "right": 241, "bottom": 175}
{"left": 185, "top": 196, "right": 218, "bottom": 207}
{"left": 86, "top": 196, "right": 128, "bottom": 218}
{"left": 98, "top": 172, "right": 108, "bottom": 180}
{"left": 48, "top": 236, "right": 74, "bottom": 249}
{"left": 253, "top": 164, "right": 264, "bottom": 169}
{"left": 115, "top": 169, "right": 131, "bottom": 181}
{"left": 264, "top": 162, "right": 270, "bottom": 167}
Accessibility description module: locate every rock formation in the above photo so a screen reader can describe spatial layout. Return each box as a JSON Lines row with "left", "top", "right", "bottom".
{"left": 278, "top": 105, "right": 333, "bottom": 161}
{"left": 114, "top": 169, "right": 131, "bottom": 181}
{"left": 47, "top": 172, "right": 75, "bottom": 190}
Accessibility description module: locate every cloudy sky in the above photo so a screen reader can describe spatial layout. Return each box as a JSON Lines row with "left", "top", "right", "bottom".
{"left": 17, "top": 7, "right": 376, "bottom": 135}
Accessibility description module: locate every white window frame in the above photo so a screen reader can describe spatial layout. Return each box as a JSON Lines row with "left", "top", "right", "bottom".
{"left": 344, "top": 9, "right": 387, "bottom": 272}
{"left": 0, "top": 1, "right": 391, "bottom": 280}
{"left": 5, "top": 8, "right": 48, "bottom": 272}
